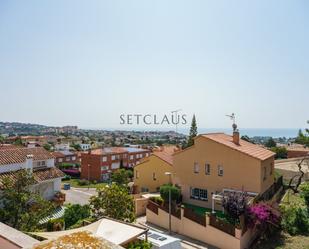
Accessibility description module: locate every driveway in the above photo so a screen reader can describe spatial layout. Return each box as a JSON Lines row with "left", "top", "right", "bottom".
{"left": 63, "top": 187, "right": 97, "bottom": 205}
{"left": 136, "top": 216, "right": 218, "bottom": 249}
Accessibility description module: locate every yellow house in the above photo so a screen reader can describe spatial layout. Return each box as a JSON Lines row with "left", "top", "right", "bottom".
{"left": 134, "top": 148, "right": 174, "bottom": 193}
{"left": 173, "top": 131, "right": 275, "bottom": 209}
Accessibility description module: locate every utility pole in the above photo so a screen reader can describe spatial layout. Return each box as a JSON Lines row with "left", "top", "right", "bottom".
{"left": 88, "top": 164, "right": 90, "bottom": 190}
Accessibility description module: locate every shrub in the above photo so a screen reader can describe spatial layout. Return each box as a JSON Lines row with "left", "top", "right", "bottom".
{"left": 160, "top": 184, "right": 181, "bottom": 203}
{"left": 247, "top": 203, "right": 281, "bottom": 238}
{"left": 149, "top": 196, "right": 164, "bottom": 206}
{"left": 127, "top": 240, "right": 152, "bottom": 249}
{"left": 281, "top": 203, "right": 309, "bottom": 235}
{"left": 222, "top": 191, "right": 248, "bottom": 224}
{"left": 78, "top": 179, "right": 89, "bottom": 186}
{"left": 300, "top": 182, "right": 309, "bottom": 207}
{"left": 64, "top": 204, "right": 91, "bottom": 228}
{"left": 46, "top": 218, "right": 64, "bottom": 231}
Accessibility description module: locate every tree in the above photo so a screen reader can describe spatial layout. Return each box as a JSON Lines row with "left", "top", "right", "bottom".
{"left": 295, "top": 121, "right": 309, "bottom": 147}
{"left": 43, "top": 143, "right": 52, "bottom": 151}
{"left": 287, "top": 154, "right": 309, "bottom": 193}
{"left": 241, "top": 135, "right": 255, "bottom": 144}
{"left": 185, "top": 115, "right": 197, "bottom": 148}
{"left": 63, "top": 204, "right": 91, "bottom": 228}
{"left": 265, "top": 138, "right": 276, "bottom": 148}
{"left": 270, "top": 146, "right": 288, "bottom": 159}
{"left": 13, "top": 137, "right": 23, "bottom": 146}
{"left": 160, "top": 184, "right": 181, "bottom": 203}
{"left": 90, "top": 184, "right": 135, "bottom": 222}
{"left": 111, "top": 169, "right": 130, "bottom": 185}
{"left": 0, "top": 170, "right": 54, "bottom": 231}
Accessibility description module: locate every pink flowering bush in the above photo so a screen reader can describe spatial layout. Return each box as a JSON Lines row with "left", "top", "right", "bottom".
{"left": 247, "top": 203, "right": 281, "bottom": 237}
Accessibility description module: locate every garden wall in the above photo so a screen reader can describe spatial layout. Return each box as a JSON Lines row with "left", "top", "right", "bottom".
{"left": 146, "top": 202, "right": 255, "bottom": 249}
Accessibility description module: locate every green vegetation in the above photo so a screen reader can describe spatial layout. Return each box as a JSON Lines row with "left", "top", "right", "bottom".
{"left": 149, "top": 196, "right": 164, "bottom": 206}
{"left": 127, "top": 240, "right": 152, "bottom": 249}
{"left": 111, "top": 168, "right": 132, "bottom": 185}
{"left": 63, "top": 204, "right": 91, "bottom": 228}
{"left": 90, "top": 183, "right": 135, "bottom": 222}
{"left": 183, "top": 203, "right": 227, "bottom": 220}
{"left": 43, "top": 143, "right": 52, "bottom": 151}
{"left": 46, "top": 218, "right": 64, "bottom": 231}
{"left": 271, "top": 146, "right": 288, "bottom": 159}
{"left": 183, "top": 114, "right": 197, "bottom": 148}
{"left": 295, "top": 121, "right": 309, "bottom": 147}
{"left": 265, "top": 137, "right": 277, "bottom": 148}
{"left": 0, "top": 170, "right": 54, "bottom": 231}
{"left": 160, "top": 184, "right": 181, "bottom": 203}
{"left": 300, "top": 182, "right": 309, "bottom": 206}
{"left": 62, "top": 179, "right": 106, "bottom": 189}
{"left": 280, "top": 188, "right": 309, "bottom": 236}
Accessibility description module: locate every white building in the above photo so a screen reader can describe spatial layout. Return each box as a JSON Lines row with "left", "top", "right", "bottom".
{"left": 79, "top": 143, "right": 91, "bottom": 151}
{"left": 0, "top": 147, "right": 64, "bottom": 200}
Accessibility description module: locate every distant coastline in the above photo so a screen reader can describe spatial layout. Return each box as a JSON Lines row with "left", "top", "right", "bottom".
{"left": 81, "top": 127, "right": 301, "bottom": 138}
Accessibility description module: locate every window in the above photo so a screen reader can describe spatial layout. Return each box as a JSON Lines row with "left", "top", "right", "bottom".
{"left": 194, "top": 162, "right": 199, "bottom": 173}
{"left": 72, "top": 156, "right": 76, "bottom": 160}
{"left": 102, "top": 156, "right": 107, "bottom": 162}
{"left": 146, "top": 153, "right": 149, "bottom": 157}
{"left": 205, "top": 163, "right": 210, "bottom": 175}
{"left": 41, "top": 161, "right": 46, "bottom": 166}
{"left": 101, "top": 166, "right": 109, "bottom": 171}
{"left": 123, "top": 154, "right": 127, "bottom": 158}
{"left": 58, "top": 158, "right": 63, "bottom": 162}
{"left": 130, "top": 155, "right": 134, "bottom": 160}
{"left": 191, "top": 187, "right": 208, "bottom": 201}
{"left": 66, "top": 157, "right": 70, "bottom": 161}
{"left": 111, "top": 155, "right": 116, "bottom": 160}
{"left": 263, "top": 166, "right": 267, "bottom": 180}
{"left": 135, "top": 170, "right": 139, "bottom": 179}
{"left": 141, "top": 187, "right": 149, "bottom": 193}
{"left": 153, "top": 172, "right": 156, "bottom": 181}
{"left": 270, "top": 162, "right": 273, "bottom": 175}
{"left": 218, "top": 165, "right": 223, "bottom": 176}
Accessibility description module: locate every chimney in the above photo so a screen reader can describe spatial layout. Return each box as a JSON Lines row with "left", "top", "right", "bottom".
{"left": 233, "top": 130, "right": 240, "bottom": 145}
{"left": 25, "top": 154, "right": 33, "bottom": 173}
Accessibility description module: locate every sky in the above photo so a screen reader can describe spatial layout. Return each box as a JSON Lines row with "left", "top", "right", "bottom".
{"left": 0, "top": 0, "right": 308, "bottom": 131}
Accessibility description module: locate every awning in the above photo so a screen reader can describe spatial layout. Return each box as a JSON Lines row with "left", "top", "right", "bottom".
{"left": 32, "top": 217, "right": 147, "bottom": 245}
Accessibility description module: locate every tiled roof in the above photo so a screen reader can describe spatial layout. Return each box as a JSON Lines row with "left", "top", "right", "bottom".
{"left": 0, "top": 147, "right": 54, "bottom": 165}
{"left": 153, "top": 151, "right": 173, "bottom": 165}
{"left": 91, "top": 147, "right": 149, "bottom": 155}
{"left": 0, "top": 167, "right": 64, "bottom": 189}
{"left": 52, "top": 151, "right": 65, "bottom": 158}
{"left": 200, "top": 133, "right": 275, "bottom": 161}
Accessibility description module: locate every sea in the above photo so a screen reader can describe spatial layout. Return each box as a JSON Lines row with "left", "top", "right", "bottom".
{"left": 85, "top": 127, "right": 302, "bottom": 138}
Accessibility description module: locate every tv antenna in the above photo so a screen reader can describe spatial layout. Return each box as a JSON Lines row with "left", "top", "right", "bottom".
{"left": 226, "top": 113, "right": 238, "bottom": 132}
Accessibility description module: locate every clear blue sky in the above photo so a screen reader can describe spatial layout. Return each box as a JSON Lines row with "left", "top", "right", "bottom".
{"left": 0, "top": 0, "right": 308, "bottom": 130}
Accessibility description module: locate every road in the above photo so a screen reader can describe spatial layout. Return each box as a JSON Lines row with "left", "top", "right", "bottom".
{"left": 63, "top": 187, "right": 97, "bottom": 205}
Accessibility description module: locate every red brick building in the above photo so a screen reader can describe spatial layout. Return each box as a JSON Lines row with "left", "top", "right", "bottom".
{"left": 81, "top": 147, "right": 150, "bottom": 181}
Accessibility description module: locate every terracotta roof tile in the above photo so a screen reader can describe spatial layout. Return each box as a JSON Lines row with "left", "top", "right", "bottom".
{"left": 201, "top": 133, "right": 275, "bottom": 161}
{"left": 0, "top": 167, "right": 64, "bottom": 189}
{"left": 0, "top": 147, "right": 54, "bottom": 165}
{"left": 153, "top": 151, "right": 173, "bottom": 165}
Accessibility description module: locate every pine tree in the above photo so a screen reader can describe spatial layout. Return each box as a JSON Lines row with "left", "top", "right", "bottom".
{"left": 187, "top": 115, "right": 197, "bottom": 148}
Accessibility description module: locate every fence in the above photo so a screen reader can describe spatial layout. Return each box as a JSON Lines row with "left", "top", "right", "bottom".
{"left": 183, "top": 208, "right": 206, "bottom": 226}
{"left": 209, "top": 214, "right": 236, "bottom": 236}
{"left": 147, "top": 201, "right": 158, "bottom": 215}
{"left": 147, "top": 201, "right": 181, "bottom": 219}
{"left": 254, "top": 176, "right": 283, "bottom": 202}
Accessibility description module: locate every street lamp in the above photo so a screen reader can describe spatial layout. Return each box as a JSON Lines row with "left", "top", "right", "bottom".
{"left": 87, "top": 164, "right": 91, "bottom": 190}
{"left": 107, "top": 170, "right": 112, "bottom": 185}
{"left": 165, "top": 172, "right": 172, "bottom": 235}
